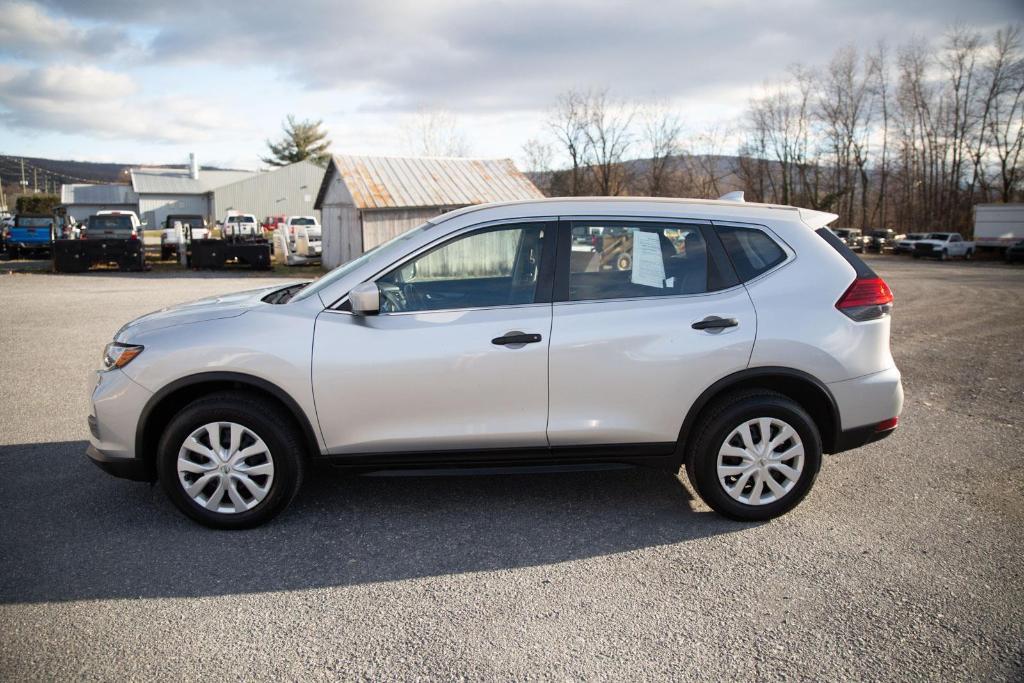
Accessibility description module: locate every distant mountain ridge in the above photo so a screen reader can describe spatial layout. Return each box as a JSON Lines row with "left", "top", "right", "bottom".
{"left": 0, "top": 155, "right": 249, "bottom": 192}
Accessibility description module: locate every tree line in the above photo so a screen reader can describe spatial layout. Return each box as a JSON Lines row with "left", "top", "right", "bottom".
{"left": 525, "top": 24, "right": 1024, "bottom": 234}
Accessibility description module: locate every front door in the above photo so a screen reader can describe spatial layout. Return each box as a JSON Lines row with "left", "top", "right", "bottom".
{"left": 547, "top": 219, "right": 756, "bottom": 448}
{"left": 312, "top": 221, "right": 555, "bottom": 456}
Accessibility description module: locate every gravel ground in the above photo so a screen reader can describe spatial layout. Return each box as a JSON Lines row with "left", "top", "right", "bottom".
{"left": 0, "top": 258, "right": 1022, "bottom": 681}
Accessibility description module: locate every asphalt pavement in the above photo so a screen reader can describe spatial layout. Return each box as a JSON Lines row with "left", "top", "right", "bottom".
{"left": 0, "top": 258, "right": 1022, "bottom": 680}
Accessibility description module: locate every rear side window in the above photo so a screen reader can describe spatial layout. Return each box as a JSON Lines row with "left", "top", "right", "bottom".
{"left": 565, "top": 222, "right": 720, "bottom": 301}
{"left": 815, "top": 227, "right": 876, "bottom": 277}
{"left": 717, "top": 226, "right": 786, "bottom": 281}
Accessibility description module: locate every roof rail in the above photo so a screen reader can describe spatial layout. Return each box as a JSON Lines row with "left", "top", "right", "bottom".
{"left": 718, "top": 191, "right": 745, "bottom": 202}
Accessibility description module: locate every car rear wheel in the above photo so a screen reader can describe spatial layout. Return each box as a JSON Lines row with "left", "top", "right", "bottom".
{"left": 685, "top": 390, "right": 822, "bottom": 521}
{"left": 157, "top": 391, "right": 305, "bottom": 529}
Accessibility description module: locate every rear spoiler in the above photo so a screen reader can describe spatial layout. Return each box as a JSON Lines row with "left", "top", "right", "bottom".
{"left": 798, "top": 208, "right": 839, "bottom": 230}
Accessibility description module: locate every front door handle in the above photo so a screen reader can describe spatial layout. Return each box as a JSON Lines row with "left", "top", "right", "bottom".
{"left": 692, "top": 316, "right": 739, "bottom": 330}
{"left": 492, "top": 331, "right": 543, "bottom": 346}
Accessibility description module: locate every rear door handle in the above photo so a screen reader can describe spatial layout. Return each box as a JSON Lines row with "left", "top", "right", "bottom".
{"left": 691, "top": 316, "right": 739, "bottom": 330}
{"left": 492, "top": 331, "right": 543, "bottom": 346}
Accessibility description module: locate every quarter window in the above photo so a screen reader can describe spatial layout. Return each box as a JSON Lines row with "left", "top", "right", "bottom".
{"left": 717, "top": 226, "right": 786, "bottom": 282}
{"left": 567, "top": 222, "right": 712, "bottom": 301}
{"left": 376, "top": 224, "right": 546, "bottom": 313}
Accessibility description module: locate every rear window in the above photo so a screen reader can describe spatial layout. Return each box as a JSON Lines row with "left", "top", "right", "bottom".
{"left": 87, "top": 215, "right": 133, "bottom": 232}
{"left": 816, "top": 228, "right": 876, "bottom": 278}
{"left": 290, "top": 217, "right": 316, "bottom": 225}
{"left": 15, "top": 217, "right": 51, "bottom": 228}
{"left": 717, "top": 226, "right": 787, "bottom": 281}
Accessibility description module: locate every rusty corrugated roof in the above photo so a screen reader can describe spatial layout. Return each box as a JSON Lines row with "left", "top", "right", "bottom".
{"left": 326, "top": 155, "right": 544, "bottom": 210}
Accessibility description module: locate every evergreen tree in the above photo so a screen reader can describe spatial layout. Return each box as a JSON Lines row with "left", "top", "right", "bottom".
{"left": 262, "top": 115, "right": 332, "bottom": 166}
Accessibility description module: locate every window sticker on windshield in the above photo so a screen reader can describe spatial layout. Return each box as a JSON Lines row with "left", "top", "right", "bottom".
{"left": 630, "top": 230, "right": 666, "bottom": 288}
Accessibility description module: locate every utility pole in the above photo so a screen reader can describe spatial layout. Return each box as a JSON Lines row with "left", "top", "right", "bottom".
{"left": 20, "top": 158, "right": 27, "bottom": 193}
{"left": 33, "top": 167, "right": 37, "bottom": 193}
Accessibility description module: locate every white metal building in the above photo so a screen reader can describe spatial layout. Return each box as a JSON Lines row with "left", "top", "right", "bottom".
{"left": 315, "top": 155, "right": 545, "bottom": 269}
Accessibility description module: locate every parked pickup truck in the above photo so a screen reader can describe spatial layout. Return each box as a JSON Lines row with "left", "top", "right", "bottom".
{"left": 52, "top": 210, "right": 145, "bottom": 272}
{"left": 161, "top": 214, "right": 209, "bottom": 260}
{"left": 912, "top": 232, "right": 975, "bottom": 261}
{"left": 893, "top": 233, "right": 927, "bottom": 254}
{"left": 6, "top": 214, "right": 54, "bottom": 259}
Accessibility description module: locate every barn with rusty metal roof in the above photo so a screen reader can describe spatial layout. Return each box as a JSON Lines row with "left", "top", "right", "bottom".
{"left": 315, "top": 155, "right": 544, "bottom": 268}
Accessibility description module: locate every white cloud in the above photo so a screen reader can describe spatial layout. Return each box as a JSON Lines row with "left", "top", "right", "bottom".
{"left": 0, "top": 0, "right": 133, "bottom": 58}
{"left": 0, "top": 63, "right": 249, "bottom": 144}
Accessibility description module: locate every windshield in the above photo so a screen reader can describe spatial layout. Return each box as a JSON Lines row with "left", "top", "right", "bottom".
{"left": 87, "top": 215, "right": 133, "bottom": 232}
{"left": 926, "top": 233, "right": 950, "bottom": 240}
{"left": 290, "top": 217, "right": 316, "bottom": 225}
{"left": 833, "top": 229, "right": 850, "bottom": 237}
{"left": 290, "top": 221, "right": 436, "bottom": 304}
{"left": 906, "top": 234, "right": 925, "bottom": 240}
{"left": 871, "top": 230, "right": 889, "bottom": 237}
{"left": 15, "top": 216, "right": 51, "bottom": 228}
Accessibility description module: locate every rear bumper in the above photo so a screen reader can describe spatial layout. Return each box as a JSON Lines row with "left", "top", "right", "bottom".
{"left": 87, "top": 445, "right": 155, "bottom": 482}
{"left": 827, "top": 365, "right": 903, "bottom": 453}
{"left": 831, "top": 422, "right": 897, "bottom": 454}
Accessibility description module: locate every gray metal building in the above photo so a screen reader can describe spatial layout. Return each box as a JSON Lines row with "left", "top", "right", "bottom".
{"left": 131, "top": 166, "right": 252, "bottom": 228}
{"left": 211, "top": 160, "right": 324, "bottom": 225}
{"left": 315, "top": 155, "right": 545, "bottom": 269}
{"left": 60, "top": 184, "right": 138, "bottom": 223}
{"left": 61, "top": 157, "right": 326, "bottom": 229}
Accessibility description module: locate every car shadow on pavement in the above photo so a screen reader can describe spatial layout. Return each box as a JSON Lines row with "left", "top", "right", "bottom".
{"left": 0, "top": 441, "right": 746, "bottom": 604}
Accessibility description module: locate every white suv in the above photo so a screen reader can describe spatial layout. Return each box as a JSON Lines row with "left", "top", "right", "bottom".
{"left": 88, "top": 197, "right": 903, "bottom": 528}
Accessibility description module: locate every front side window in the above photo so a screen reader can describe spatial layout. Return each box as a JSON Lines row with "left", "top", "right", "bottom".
{"left": 717, "top": 226, "right": 786, "bottom": 282}
{"left": 376, "top": 223, "right": 546, "bottom": 313}
{"left": 567, "top": 222, "right": 711, "bottom": 301}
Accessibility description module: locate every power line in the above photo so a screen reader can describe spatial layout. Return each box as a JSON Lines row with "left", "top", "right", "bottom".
{"left": 0, "top": 155, "right": 120, "bottom": 185}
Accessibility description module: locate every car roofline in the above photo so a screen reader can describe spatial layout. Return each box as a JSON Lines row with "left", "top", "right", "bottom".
{"left": 428, "top": 196, "right": 837, "bottom": 229}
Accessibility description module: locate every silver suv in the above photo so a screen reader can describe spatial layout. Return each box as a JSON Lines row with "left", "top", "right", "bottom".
{"left": 88, "top": 198, "right": 903, "bottom": 528}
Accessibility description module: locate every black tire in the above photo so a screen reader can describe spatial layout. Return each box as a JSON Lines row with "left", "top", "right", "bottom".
{"left": 964, "top": 249, "right": 973, "bottom": 260}
{"left": 939, "top": 249, "right": 948, "bottom": 261}
{"left": 685, "top": 390, "right": 822, "bottom": 521}
{"left": 157, "top": 391, "right": 306, "bottom": 529}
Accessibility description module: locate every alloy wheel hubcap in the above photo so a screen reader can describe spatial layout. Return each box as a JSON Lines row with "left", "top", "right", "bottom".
{"left": 717, "top": 417, "right": 805, "bottom": 506}
{"left": 176, "top": 422, "right": 275, "bottom": 514}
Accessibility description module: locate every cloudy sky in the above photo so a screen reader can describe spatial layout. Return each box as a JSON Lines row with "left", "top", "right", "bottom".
{"left": 0, "top": 0, "right": 1020, "bottom": 170}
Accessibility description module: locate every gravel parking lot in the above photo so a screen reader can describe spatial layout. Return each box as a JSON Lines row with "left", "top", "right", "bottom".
{"left": 1, "top": 258, "right": 1022, "bottom": 680}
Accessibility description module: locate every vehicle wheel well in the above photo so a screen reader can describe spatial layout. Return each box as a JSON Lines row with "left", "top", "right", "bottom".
{"left": 679, "top": 370, "right": 839, "bottom": 459}
{"left": 138, "top": 378, "right": 320, "bottom": 478}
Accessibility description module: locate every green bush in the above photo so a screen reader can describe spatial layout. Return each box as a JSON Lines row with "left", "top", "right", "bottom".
{"left": 15, "top": 194, "right": 60, "bottom": 215}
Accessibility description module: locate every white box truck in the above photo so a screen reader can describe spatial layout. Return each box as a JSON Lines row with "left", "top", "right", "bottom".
{"left": 974, "top": 203, "right": 1024, "bottom": 251}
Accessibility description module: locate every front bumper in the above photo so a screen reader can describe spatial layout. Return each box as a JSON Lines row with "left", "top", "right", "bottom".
{"left": 87, "top": 445, "right": 155, "bottom": 481}
{"left": 88, "top": 368, "right": 153, "bottom": 474}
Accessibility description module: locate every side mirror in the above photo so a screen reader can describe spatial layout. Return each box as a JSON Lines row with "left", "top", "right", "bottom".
{"left": 349, "top": 281, "right": 380, "bottom": 315}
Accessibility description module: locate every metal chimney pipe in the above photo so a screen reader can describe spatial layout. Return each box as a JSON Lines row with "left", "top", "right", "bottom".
{"left": 189, "top": 153, "right": 199, "bottom": 180}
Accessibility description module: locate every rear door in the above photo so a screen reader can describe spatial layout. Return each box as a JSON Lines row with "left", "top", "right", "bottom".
{"left": 546, "top": 218, "right": 756, "bottom": 449}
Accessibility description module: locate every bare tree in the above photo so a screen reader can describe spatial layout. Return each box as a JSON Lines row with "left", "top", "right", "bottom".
{"left": 985, "top": 25, "right": 1024, "bottom": 202}
{"left": 521, "top": 137, "right": 555, "bottom": 195}
{"left": 402, "top": 108, "right": 471, "bottom": 157}
{"left": 548, "top": 89, "right": 593, "bottom": 195}
{"left": 584, "top": 90, "right": 635, "bottom": 195}
{"left": 639, "top": 102, "right": 683, "bottom": 195}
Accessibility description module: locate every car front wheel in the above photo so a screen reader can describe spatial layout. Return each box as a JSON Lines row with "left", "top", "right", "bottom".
{"left": 157, "top": 391, "right": 305, "bottom": 529}
{"left": 686, "top": 390, "right": 822, "bottom": 521}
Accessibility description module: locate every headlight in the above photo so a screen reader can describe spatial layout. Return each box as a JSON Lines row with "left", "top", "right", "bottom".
{"left": 103, "top": 342, "right": 144, "bottom": 370}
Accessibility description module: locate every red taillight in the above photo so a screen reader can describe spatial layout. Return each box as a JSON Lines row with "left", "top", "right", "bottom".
{"left": 875, "top": 417, "right": 899, "bottom": 432}
{"left": 836, "top": 277, "right": 893, "bottom": 321}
